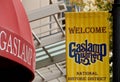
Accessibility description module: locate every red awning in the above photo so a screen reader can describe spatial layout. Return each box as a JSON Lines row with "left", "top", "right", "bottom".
{"left": 0, "top": 0, "right": 35, "bottom": 81}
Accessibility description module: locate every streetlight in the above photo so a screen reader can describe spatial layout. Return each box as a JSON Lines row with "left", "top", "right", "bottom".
{"left": 112, "top": 0, "right": 120, "bottom": 82}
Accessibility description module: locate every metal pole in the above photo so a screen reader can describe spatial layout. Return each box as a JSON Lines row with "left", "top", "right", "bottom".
{"left": 112, "top": 0, "right": 120, "bottom": 82}
{"left": 49, "top": 0, "right": 65, "bottom": 36}
{"left": 42, "top": 47, "right": 54, "bottom": 62}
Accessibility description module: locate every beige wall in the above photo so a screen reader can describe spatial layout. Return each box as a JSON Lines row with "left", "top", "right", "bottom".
{"left": 22, "top": 0, "right": 50, "bottom": 11}
{"left": 22, "top": 0, "right": 51, "bottom": 38}
{"left": 22, "top": 0, "right": 62, "bottom": 39}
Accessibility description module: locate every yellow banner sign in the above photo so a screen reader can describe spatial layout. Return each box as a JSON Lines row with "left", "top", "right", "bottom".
{"left": 65, "top": 12, "right": 109, "bottom": 82}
